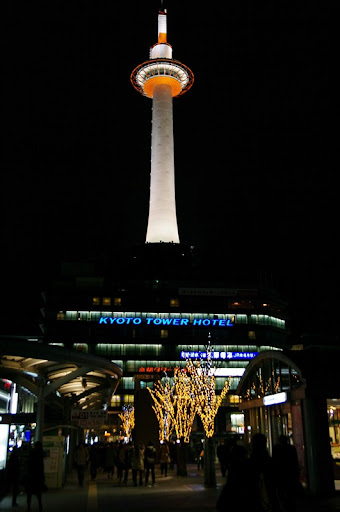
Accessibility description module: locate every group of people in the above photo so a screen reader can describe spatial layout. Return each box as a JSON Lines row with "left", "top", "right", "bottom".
{"left": 6, "top": 441, "right": 45, "bottom": 512}
{"left": 216, "top": 433, "right": 302, "bottom": 512}
{"left": 74, "top": 439, "right": 171, "bottom": 487}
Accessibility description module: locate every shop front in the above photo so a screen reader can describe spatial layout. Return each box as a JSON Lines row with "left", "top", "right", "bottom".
{"left": 328, "top": 399, "right": 340, "bottom": 479}
{"left": 237, "top": 349, "right": 337, "bottom": 497}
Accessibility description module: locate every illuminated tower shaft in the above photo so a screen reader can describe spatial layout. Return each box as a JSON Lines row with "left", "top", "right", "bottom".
{"left": 131, "top": 9, "right": 194, "bottom": 244}
{"left": 148, "top": 83, "right": 177, "bottom": 242}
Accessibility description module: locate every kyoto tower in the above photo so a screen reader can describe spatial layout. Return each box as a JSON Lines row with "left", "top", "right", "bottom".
{"left": 131, "top": 8, "right": 194, "bottom": 244}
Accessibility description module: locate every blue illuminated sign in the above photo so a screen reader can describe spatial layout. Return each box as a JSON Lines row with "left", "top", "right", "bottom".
{"left": 98, "top": 316, "right": 233, "bottom": 327}
{"left": 180, "top": 351, "right": 258, "bottom": 360}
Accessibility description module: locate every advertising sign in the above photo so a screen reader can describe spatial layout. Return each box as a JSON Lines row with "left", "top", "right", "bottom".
{"left": 71, "top": 410, "right": 108, "bottom": 428}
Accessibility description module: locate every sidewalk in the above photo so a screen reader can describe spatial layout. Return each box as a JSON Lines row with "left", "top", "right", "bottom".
{"left": 1, "top": 465, "right": 339, "bottom": 511}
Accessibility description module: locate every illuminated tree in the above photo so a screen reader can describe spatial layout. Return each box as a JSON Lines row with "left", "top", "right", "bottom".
{"left": 185, "top": 336, "right": 230, "bottom": 488}
{"left": 119, "top": 405, "right": 135, "bottom": 439}
{"left": 186, "top": 346, "right": 230, "bottom": 438}
{"left": 147, "top": 378, "right": 175, "bottom": 442}
{"left": 172, "top": 367, "right": 198, "bottom": 443}
{"left": 148, "top": 369, "right": 198, "bottom": 443}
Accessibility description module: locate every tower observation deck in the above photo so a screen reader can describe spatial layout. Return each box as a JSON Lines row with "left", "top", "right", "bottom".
{"left": 131, "top": 9, "right": 194, "bottom": 244}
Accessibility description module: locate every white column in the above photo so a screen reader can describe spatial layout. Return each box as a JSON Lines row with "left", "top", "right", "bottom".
{"left": 146, "top": 83, "right": 180, "bottom": 243}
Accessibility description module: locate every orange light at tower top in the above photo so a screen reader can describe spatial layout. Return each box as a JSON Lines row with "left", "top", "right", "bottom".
{"left": 131, "top": 8, "right": 194, "bottom": 244}
{"left": 131, "top": 10, "right": 194, "bottom": 99}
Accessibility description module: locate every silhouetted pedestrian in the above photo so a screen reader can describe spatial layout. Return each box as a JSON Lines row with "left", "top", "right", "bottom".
{"left": 197, "top": 447, "right": 204, "bottom": 470}
{"left": 272, "top": 435, "right": 301, "bottom": 511}
{"left": 216, "top": 444, "right": 249, "bottom": 511}
{"left": 25, "top": 441, "right": 45, "bottom": 512}
{"left": 169, "top": 440, "right": 176, "bottom": 470}
{"left": 131, "top": 442, "right": 144, "bottom": 486}
{"left": 89, "top": 443, "right": 101, "bottom": 481}
{"left": 104, "top": 442, "right": 115, "bottom": 479}
{"left": 247, "top": 433, "right": 278, "bottom": 512}
{"left": 116, "top": 441, "right": 126, "bottom": 484}
{"left": 217, "top": 440, "right": 228, "bottom": 477}
{"left": 74, "top": 442, "right": 89, "bottom": 487}
{"left": 7, "top": 446, "right": 20, "bottom": 507}
{"left": 145, "top": 440, "right": 156, "bottom": 486}
{"left": 159, "top": 440, "right": 170, "bottom": 477}
{"left": 123, "top": 441, "right": 133, "bottom": 485}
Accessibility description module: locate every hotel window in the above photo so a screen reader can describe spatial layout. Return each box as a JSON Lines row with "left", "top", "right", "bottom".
{"left": 248, "top": 331, "right": 256, "bottom": 340}
{"left": 66, "top": 311, "right": 77, "bottom": 321}
{"left": 170, "top": 298, "right": 179, "bottom": 307}
{"left": 120, "top": 377, "right": 135, "bottom": 390}
{"left": 110, "top": 395, "right": 121, "bottom": 407}
{"left": 57, "top": 311, "right": 65, "bottom": 320}
{"left": 102, "top": 297, "right": 111, "bottom": 306}
{"left": 92, "top": 297, "right": 101, "bottom": 306}
{"left": 160, "top": 329, "right": 168, "bottom": 339}
{"left": 90, "top": 311, "right": 100, "bottom": 322}
{"left": 114, "top": 297, "right": 122, "bottom": 306}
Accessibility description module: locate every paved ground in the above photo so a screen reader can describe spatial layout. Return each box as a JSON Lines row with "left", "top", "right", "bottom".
{"left": 1, "top": 465, "right": 339, "bottom": 511}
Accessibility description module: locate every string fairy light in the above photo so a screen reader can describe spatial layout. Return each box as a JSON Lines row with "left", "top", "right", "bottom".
{"left": 118, "top": 404, "right": 135, "bottom": 439}
{"left": 147, "top": 376, "right": 175, "bottom": 442}
{"left": 186, "top": 335, "right": 230, "bottom": 438}
{"left": 148, "top": 370, "right": 198, "bottom": 443}
{"left": 172, "top": 367, "right": 198, "bottom": 442}
{"left": 149, "top": 335, "right": 233, "bottom": 441}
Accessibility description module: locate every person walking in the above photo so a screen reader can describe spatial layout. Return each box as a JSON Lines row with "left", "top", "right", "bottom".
{"left": 247, "top": 433, "right": 278, "bottom": 512}
{"left": 272, "top": 435, "right": 301, "bottom": 512}
{"left": 169, "top": 440, "right": 176, "bottom": 470}
{"left": 216, "top": 444, "right": 248, "bottom": 511}
{"left": 216, "top": 440, "right": 228, "bottom": 477}
{"left": 104, "top": 442, "right": 115, "bottom": 479}
{"left": 7, "top": 446, "right": 20, "bottom": 507}
{"left": 217, "top": 434, "right": 279, "bottom": 512}
{"left": 159, "top": 440, "right": 170, "bottom": 477}
{"left": 123, "top": 442, "right": 133, "bottom": 485}
{"left": 131, "top": 442, "right": 145, "bottom": 486}
{"left": 25, "top": 441, "right": 45, "bottom": 512}
{"left": 74, "top": 442, "right": 89, "bottom": 487}
{"left": 89, "top": 443, "right": 100, "bottom": 481}
{"left": 144, "top": 441, "right": 156, "bottom": 486}
{"left": 116, "top": 441, "right": 126, "bottom": 484}
{"left": 198, "top": 447, "right": 204, "bottom": 470}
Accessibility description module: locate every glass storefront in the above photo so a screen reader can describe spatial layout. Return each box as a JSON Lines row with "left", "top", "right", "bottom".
{"left": 328, "top": 399, "right": 340, "bottom": 479}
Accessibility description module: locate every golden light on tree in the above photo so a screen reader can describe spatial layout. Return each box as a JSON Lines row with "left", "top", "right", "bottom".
{"left": 148, "top": 368, "right": 199, "bottom": 443}
{"left": 148, "top": 337, "right": 231, "bottom": 443}
{"left": 186, "top": 344, "right": 230, "bottom": 438}
{"left": 148, "top": 378, "right": 175, "bottom": 442}
{"left": 119, "top": 405, "right": 135, "bottom": 439}
{"left": 172, "top": 367, "right": 198, "bottom": 442}
{"left": 244, "top": 371, "right": 282, "bottom": 400}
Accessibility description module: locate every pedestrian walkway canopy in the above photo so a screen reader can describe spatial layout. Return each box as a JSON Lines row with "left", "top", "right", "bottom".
{"left": 0, "top": 337, "right": 123, "bottom": 411}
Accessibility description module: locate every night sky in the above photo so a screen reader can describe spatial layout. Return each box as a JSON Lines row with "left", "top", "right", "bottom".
{"left": 2, "top": 1, "right": 336, "bottom": 337}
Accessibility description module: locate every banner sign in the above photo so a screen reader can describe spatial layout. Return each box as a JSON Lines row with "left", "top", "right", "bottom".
{"left": 180, "top": 351, "right": 258, "bottom": 360}
{"left": 99, "top": 316, "right": 233, "bottom": 327}
{"left": 71, "top": 410, "right": 108, "bottom": 427}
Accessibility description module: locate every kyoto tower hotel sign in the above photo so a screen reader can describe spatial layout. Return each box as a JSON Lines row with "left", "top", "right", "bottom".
{"left": 131, "top": 9, "right": 194, "bottom": 243}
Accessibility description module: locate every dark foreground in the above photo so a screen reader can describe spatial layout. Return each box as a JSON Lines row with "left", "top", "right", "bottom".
{"left": 1, "top": 464, "right": 339, "bottom": 511}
